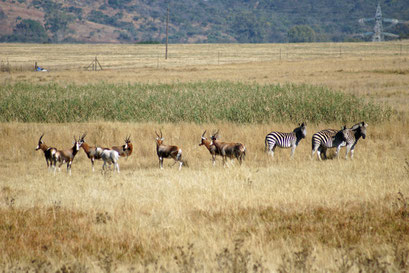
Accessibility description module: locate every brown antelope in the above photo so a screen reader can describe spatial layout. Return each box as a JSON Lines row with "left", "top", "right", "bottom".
{"left": 35, "top": 133, "right": 57, "bottom": 170}
{"left": 210, "top": 130, "right": 246, "bottom": 166}
{"left": 155, "top": 130, "right": 183, "bottom": 170}
{"left": 53, "top": 136, "right": 83, "bottom": 175}
{"left": 79, "top": 133, "right": 106, "bottom": 172}
{"left": 199, "top": 130, "right": 220, "bottom": 166}
{"left": 112, "top": 135, "right": 133, "bottom": 158}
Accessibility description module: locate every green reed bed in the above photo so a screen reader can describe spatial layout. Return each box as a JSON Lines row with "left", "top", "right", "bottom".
{"left": 0, "top": 81, "right": 392, "bottom": 123}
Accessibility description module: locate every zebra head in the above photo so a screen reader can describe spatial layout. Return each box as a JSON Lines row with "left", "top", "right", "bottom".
{"left": 359, "top": 121, "right": 368, "bottom": 139}
{"left": 350, "top": 121, "right": 368, "bottom": 139}
{"left": 294, "top": 122, "right": 307, "bottom": 139}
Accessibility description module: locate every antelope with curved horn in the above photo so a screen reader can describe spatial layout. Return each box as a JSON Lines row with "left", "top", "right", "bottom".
{"left": 79, "top": 133, "right": 106, "bottom": 172}
{"left": 53, "top": 136, "right": 83, "bottom": 175}
{"left": 112, "top": 135, "right": 133, "bottom": 158}
{"left": 155, "top": 130, "right": 183, "bottom": 170}
{"left": 35, "top": 133, "right": 57, "bottom": 171}
{"left": 199, "top": 130, "right": 220, "bottom": 166}
{"left": 210, "top": 130, "right": 246, "bottom": 166}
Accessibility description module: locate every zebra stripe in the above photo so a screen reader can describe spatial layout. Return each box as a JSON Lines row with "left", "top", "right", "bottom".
{"left": 265, "top": 123, "right": 307, "bottom": 159}
{"left": 311, "top": 128, "right": 345, "bottom": 160}
{"left": 340, "top": 122, "right": 368, "bottom": 159}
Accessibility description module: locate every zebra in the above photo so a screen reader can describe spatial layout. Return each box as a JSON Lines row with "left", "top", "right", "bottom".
{"left": 339, "top": 121, "right": 368, "bottom": 159}
{"left": 265, "top": 123, "right": 307, "bottom": 159}
{"left": 311, "top": 127, "right": 346, "bottom": 160}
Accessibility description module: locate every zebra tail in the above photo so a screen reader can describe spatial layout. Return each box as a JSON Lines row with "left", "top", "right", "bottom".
{"left": 264, "top": 138, "right": 268, "bottom": 152}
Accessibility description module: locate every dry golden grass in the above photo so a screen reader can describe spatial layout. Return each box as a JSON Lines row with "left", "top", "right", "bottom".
{"left": 1, "top": 122, "right": 409, "bottom": 272}
{"left": 1, "top": 42, "right": 409, "bottom": 272}
{"left": 2, "top": 41, "right": 409, "bottom": 113}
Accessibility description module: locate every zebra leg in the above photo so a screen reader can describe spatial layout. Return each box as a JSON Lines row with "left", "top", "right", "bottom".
{"left": 335, "top": 145, "right": 342, "bottom": 159}
{"left": 268, "top": 145, "right": 275, "bottom": 159}
{"left": 345, "top": 145, "right": 351, "bottom": 160}
{"left": 290, "top": 145, "right": 296, "bottom": 159}
{"left": 317, "top": 148, "right": 322, "bottom": 161}
{"left": 311, "top": 146, "right": 317, "bottom": 160}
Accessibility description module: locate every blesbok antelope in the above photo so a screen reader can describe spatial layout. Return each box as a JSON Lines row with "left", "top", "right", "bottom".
{"left": 199, "top": 130, "right": 220, "bottom": 166}
{"left": 53, "top": 136, "right": 82, "bottom": 175}
{"left": 79, "top": 133, "right": 106, "bottom": 172}
{"left": 210, "top": 130, "right": 246, "bottom": 166}
{"left": 155, "top": 130, "right": 183, "bottom": 170}
{"left": 95, "top": 147, "right": 120, "bottom": 173}
{"left": 112, "top": 135, "right": 133, "bottom": 158}
{"left": 35, "top": 133, "right": 57, "bottom": 170}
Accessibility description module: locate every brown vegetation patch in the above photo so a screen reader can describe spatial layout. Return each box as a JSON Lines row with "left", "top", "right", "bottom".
{"left": 192, "top": 197, "right": 409, "bottom": 249}
{"left": 369, "top": 68, "right": 409, "bottom": 75}
{"left": 0, "top": 207, "right": 145, "bottom": 263}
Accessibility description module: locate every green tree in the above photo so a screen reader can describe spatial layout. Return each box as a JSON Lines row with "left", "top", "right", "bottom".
{"left": 288, "top": 25, "right": 316, "bottom": 43}
{"left": 230, "top": 11, "right": 266, "bottom": 43}
{"left": 1, "top": 19, "right": 49, "bottom": 42}
{"left": 44, "top": 10, "right": 74, "bottom": 42}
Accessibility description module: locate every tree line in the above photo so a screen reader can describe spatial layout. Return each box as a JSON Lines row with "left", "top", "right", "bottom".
{"left": 0, "top": 0, "right": 408, "bottom": 43}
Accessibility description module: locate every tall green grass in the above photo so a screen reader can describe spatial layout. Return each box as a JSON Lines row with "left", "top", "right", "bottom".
{"left": 0, "top": 81, "right": 392, "bottom": 123}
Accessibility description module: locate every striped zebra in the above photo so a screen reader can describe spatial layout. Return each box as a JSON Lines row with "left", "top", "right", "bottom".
{"left": 340, "top": 121, "right": 368, "bottom": 159}
{"left": 311, "top": 127, "right": 346, "bottom": 160}
{"left": 265, "top": 123, "right": 307, "bottom": 159}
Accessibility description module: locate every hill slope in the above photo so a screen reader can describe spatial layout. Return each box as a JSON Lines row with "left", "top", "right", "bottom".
{"left": 0, "top": 0, "right": 408, "bottom": 43}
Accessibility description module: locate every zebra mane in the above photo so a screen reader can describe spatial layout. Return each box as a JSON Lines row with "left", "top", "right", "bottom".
{"left": 350, "top": 121, "right": 367, "bottom": 131}
{"left": 293, "top": 122, "right": 306, "bottom": 132}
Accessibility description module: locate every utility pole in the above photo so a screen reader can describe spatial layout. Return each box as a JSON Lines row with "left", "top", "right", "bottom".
{"left": 165, "top": 5, "right": 169, "bottom": 60}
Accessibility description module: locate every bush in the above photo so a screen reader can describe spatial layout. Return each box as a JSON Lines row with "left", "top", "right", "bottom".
{"left": 0, "top": 82, "right": 392, "bottom": 123}
{"left": 288, "top": 25, "right": 316, "bottom": 43}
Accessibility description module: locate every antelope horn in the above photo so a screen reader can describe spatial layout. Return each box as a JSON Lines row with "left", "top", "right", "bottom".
{"left": 155, "top": 131, "right": 160, "bottom": 138}
{"left": 202, "top": 130, "right": 207, "bottom": 137}
{"left": 39, "top": 133, "right": 44, "bottom": 141}
{"left": 81, "top": 132, "right": 87, "bottom": 140}
{"left": 160, "top": 130, "right": 163, "bottom": 138}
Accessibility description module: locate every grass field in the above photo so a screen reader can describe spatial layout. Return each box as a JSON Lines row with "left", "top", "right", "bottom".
{"left": 1, "top": 42, "right": 409, "bottom": 272}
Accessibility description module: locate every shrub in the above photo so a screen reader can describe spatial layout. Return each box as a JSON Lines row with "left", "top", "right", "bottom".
{"left": 0, "top": 82, "right": 392, "bottom": 123}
